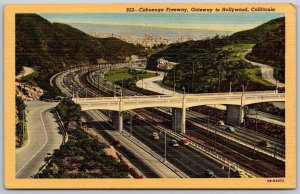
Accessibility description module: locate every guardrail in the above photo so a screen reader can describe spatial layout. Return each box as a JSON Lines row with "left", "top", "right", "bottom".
{"left": 189, "top": 120, "right": 285, "bottom": 162}
{"left": 154, "top": 124, "right": 259, "bottom": 178}
{"left": 248, "top": 108, "right": 285, "bottom": 122}
{"left": 53, "top": 110, "right": 68, "bottom": 145}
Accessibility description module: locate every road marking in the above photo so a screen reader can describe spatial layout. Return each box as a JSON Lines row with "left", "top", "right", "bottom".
{"left": 16, "top": 108, "right": 49, "bottom": 176}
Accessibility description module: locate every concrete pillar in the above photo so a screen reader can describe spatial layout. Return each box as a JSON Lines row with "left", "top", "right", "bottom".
{"left": 111, "top": 111, "right": 123, "bottom": 131}
{"left": 226, "top": 105, "right": 244, "bottom": 125}
{"left": 172, "top": 108, "right": 186, "bottom": 134}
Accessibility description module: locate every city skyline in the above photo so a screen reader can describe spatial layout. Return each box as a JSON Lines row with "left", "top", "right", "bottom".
{"left": 40, "top": 13, "right": 284, "bottom": 32}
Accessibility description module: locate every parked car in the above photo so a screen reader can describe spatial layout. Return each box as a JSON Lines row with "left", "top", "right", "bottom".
{"left": 180, "top": 138, "right": 189, "bottom": 146}
{"left": 170, "top": 139, "right": 179, "bottom": 147}
{"left": 152, "top": 132, "right": 159, "bottom": 139}
{"left": 203, "top": 169, "right": 216, "bottom": 178}
{"left": 225, "top": 125, "right": 235, "bottom": 133}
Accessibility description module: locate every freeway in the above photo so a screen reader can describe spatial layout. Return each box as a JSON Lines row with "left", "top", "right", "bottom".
{"left": 55, "top": 65, "right": 286, "bottom": 177}
{"left": 56, "top": 67, "right": 238, "bottom": 177}
{"left": 54, "top": 67, "right": 184, "bottom": 178}
{"left": 83, "top": 110, "right": 181, "bottom": 178}
{"left": 83, "top": 68, "right": 285, "bottom": 155}
{"left": 16, "top": 101, "right": 62, "bottom": 178}
{"left": 83, "top": 67, "right": 285, "bottom": 175}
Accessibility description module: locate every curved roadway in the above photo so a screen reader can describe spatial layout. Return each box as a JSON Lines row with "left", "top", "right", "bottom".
{"left": 241, "top": 49, "right": 285, "bottom": 88}
{"left": 16, "top": 101, "right": 62, "bottom": 178}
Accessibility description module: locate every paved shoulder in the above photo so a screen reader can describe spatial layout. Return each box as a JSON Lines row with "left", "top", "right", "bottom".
{"left": 16, "top": 101, "right": 62, "bottom": 178}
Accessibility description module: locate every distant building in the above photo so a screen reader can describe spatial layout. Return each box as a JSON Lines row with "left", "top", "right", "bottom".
{"left": 157, "top": 58, "right": 178, "bottom": 70}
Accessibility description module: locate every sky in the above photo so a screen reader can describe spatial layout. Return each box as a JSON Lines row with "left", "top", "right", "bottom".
{"left": 39, "top": 13, "right": 284, "bottom": 32}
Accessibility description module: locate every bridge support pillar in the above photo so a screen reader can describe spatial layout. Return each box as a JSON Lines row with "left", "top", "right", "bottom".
{"left": 111, "top": 111, "right": 123, "bottom": 131}
{"left": 226, "top": 105, "right": 244, "bottom": 125}
{"left": 172, "top": 108, "right": 186, "bottom": 134}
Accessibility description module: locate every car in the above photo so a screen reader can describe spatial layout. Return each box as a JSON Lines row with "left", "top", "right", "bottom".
{"left": 217, "top": 120, "right": 225, "bottom": 126}
{"left": 169, "top": 139, "right": 179, "bottom": 147}
{"left": 152, "top": 132, "right": 159, "bottom": 139}
{"left": 124, "top": 119, "right": 131, "bottom": 125}
{"left": 203, "top": 169, "right": 216, "bottom": 178}
{"left": 225, "top": 125, "right": 235, "bottom": 133}
{"left": 179, "top": 138, "right": 189, "bottom": 146}
{"left": 113, "top": 140, "right": 122, "bottom": 148}
{"left": 257, "top": 140, "right": 271, "bottom": 148}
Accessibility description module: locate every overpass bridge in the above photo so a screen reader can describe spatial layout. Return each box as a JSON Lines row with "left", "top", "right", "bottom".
{"left": 73, "top": 91, "right": 285, "bottom": 133}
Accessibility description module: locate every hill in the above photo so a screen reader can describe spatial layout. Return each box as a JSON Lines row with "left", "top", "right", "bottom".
{"left": 246, "top": 19, "right": 285, "bottom": 82}
{"left": 16, "top": 14, "right": 145, "bottom": 90}
{"left": 146, "top": 17, "right": 285, "bottom": 93}
{"left": 226, "top": 17, "right": 285, "bottom": 44}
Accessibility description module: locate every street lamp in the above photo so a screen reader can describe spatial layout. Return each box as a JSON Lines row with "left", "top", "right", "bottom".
{"left": 241, "top": 84, "right": 245, "bottom": 96}
{"left": 164, "top": 130, "right": 167, "bottom": 162}
{"left": 191, "top": 63, "right": 194, "bottom": 93}
{"left": 130, "top": 113, "right": 133, "bottom": 137}
{"left": 229, "top": 82, "right": 232, "bottom": 93}
{"left": 173, "top": 66, "right": 176, "bottom": 95}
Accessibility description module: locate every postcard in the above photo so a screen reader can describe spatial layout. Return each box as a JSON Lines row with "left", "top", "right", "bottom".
{"left": 4, "top": 3, "right": 296, "bottom": 189}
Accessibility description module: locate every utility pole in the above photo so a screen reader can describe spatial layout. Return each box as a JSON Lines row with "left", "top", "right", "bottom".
{"left": 22, "top": 110, "right": 25, "bottom": 143}
{"left": 173, "top": 66, "right": 176, "bottom": 95}
{"left": 164, "top": 130, "right": 167, "bottom": 162}
{"left": 228, "top": 162, "right": 231, "bottom": 178}
{"left": 218, "top": 68, "right": 221, "bottom": 92}
{"left": 192, "top": 63, "right": 194, "bottom": 93}
{"left": 130, "top": 113, "right": 133, "bottom": 137}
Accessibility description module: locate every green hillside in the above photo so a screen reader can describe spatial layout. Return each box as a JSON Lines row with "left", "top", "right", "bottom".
{"left": 226, "top": 17, "right": 285, "bottom": 44}
{"left": 16, "top": 14, "right": 145, "bottom": 90}
{"left": 246, "top": 19, "right": 285, "bottom": 82}
{"left": 147, "top": 17, "right": 285, "bottom": 93}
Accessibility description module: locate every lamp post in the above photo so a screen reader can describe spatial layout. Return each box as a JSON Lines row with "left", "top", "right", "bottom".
{"left": 164, "top": 130, "right": 167, "bottom": 162}
{"left": 173, "top": 66, "right": 176, "bottom": 95}
{"left": 242, "top": 84, "right": 245, "bottom": 96}
{"left": 130, "top": 113, "right": 133, "bottom": 137}
{"left": 192, "top": 63, "right": 194, "bottom": 93}
{"left": 229, "top": 81, "right": 232, "bottom": 93}
{"left": 114, "top": 85, "right": 116, "bottom": 99}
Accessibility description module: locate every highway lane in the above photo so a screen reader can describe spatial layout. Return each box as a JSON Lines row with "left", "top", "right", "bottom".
{"left": 16, "top": 101, "right": 62, "bottom": 178}
{"left": 105, "top": 111, "right": 230, "bottom": 178}
{"left": 85, "top": 110, "right": 181, "bottom": 178}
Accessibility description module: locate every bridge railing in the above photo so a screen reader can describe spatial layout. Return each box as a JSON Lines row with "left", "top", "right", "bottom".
{"left": 186, "top": 90, "right": 278, "bottom": 97}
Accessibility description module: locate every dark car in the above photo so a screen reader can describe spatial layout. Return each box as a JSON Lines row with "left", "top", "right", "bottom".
{"left": 169, "top": 139, "right": 179, "bottom": 147}
{"left": 225, "top": 125, "right": 235, "bottom": 133}
{"left": 203, "top": 169, "right": 216, "bottom": 178}
{"left": 113, "top": 140, "right": 122, "bottom": 148}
